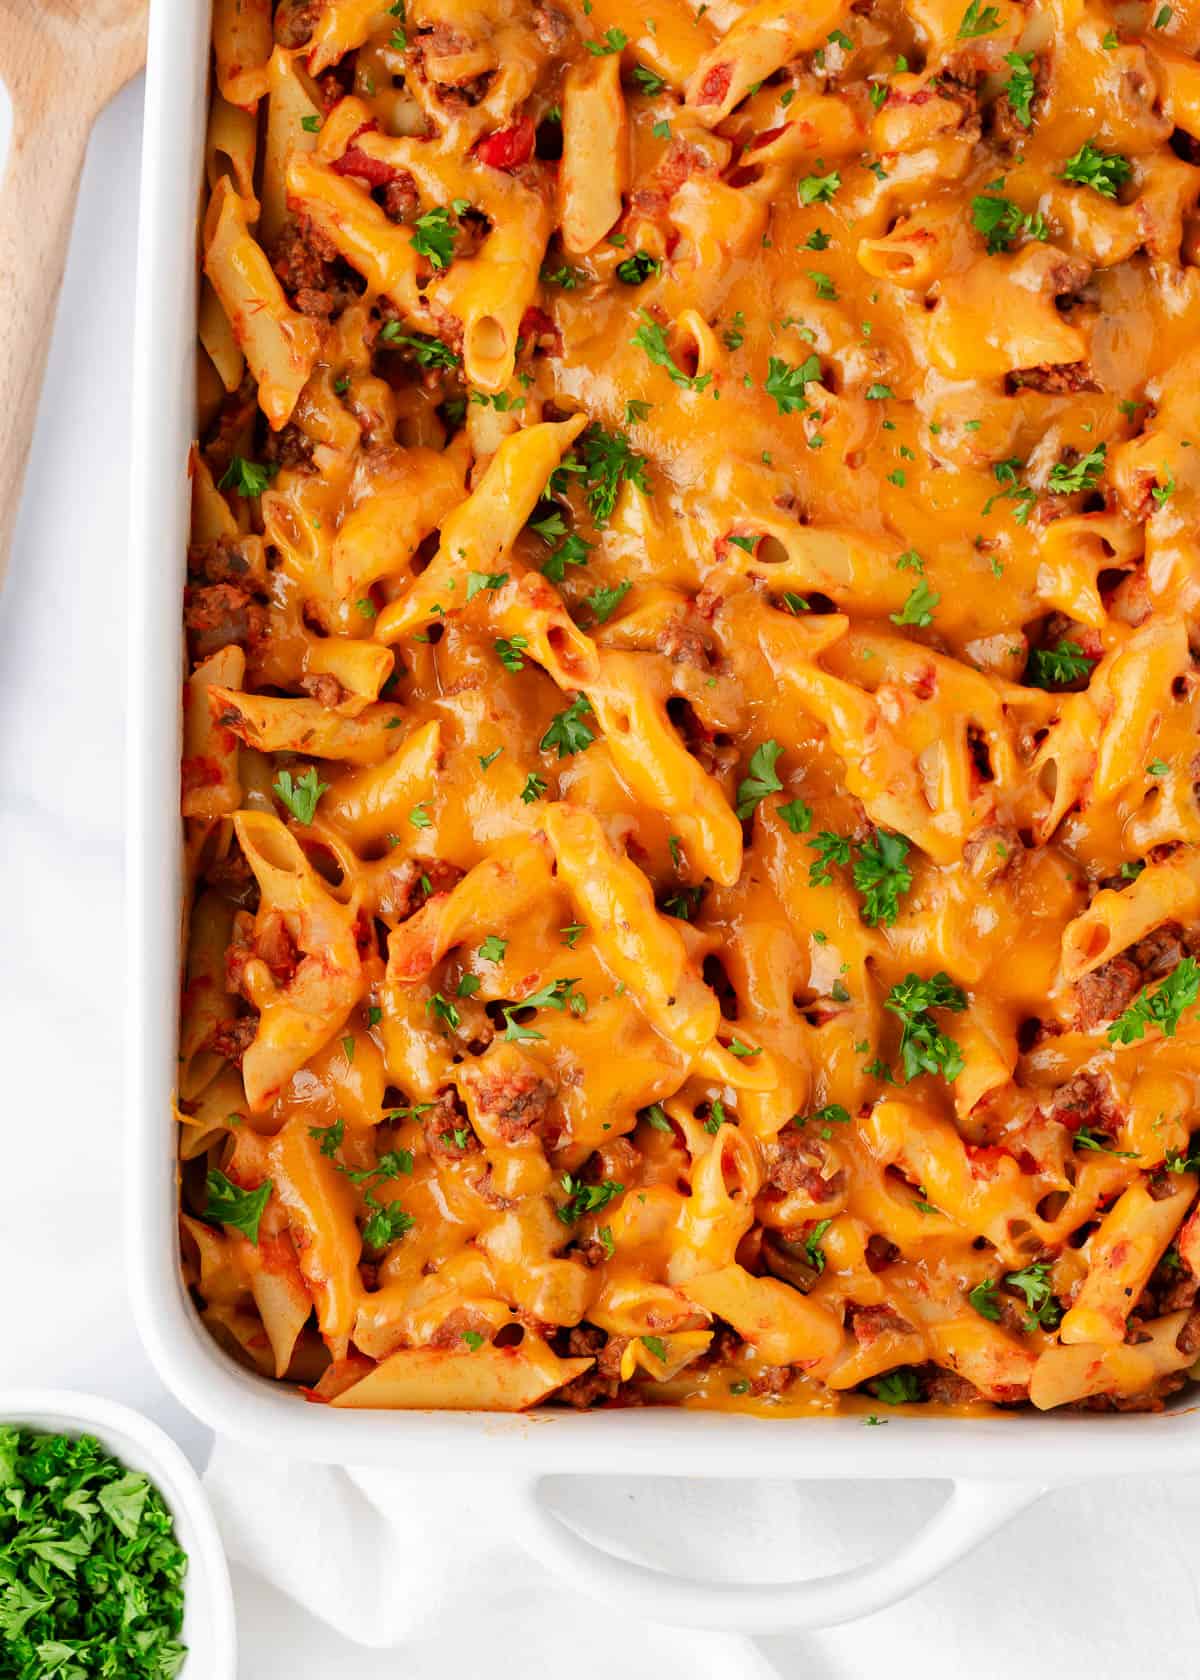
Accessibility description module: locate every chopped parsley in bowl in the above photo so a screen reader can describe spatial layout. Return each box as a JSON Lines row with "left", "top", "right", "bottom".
{"left": 0, "top": 1426, "right": 188, "bottom": 1677}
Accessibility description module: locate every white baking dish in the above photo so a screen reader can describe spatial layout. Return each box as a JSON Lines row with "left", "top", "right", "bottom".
{"left": 0, "top": 1390, "right": 236, "bottom": 1677}
{"left": 124, "top": 0, "right": 1198, "bottom": 1634}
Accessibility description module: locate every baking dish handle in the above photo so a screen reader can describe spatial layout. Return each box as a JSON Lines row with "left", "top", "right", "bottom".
{"left": 509, "top": 1475, "right": 1046, "bottom": 1632}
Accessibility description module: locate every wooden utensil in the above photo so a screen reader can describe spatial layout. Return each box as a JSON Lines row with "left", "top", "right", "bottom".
{"left": 0, "top": 0, "right": 148, "bottom": 581}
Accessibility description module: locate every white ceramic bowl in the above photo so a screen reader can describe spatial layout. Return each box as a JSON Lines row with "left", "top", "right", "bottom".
{"left": 0, "top": 1389, "right": 236, "bottom": 1678}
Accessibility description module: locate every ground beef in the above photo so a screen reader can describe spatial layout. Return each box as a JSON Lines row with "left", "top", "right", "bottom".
{"left": 274, "top": 0, "right": 320, "bottom": 48}
{"left": 471, "top": 1163, "right": 518, "bottom": 1212}
{"left": 1008, "top": 361, "right": 1097, "bottom": 395}
{"left": 532, "top": 3, "right": 571, "bottom": 46}
{"left": 657, "top": 613, "right": 710, "bottom": 667}
{"left": 924, "top": 1369, "right": 986, "bottom": 1406}
{"left": 377, "top": 859, "right": 464, "bottom": 922}
{"left": 188, "top": 533, "right": 258, "bottom": 586}
{"left": 209, "top": 1015, "right": 258, "bottom": 1062}
{"left": 297, "top": 673, "right": 347, "bottom": 708}
{"left": 255, "top": 913, "right": 299, "bottom": 984}
{"left": 1051, "top": 1068, "right": 1121, "bottom": 1136}
{"left": 202, "top": 376, "right": 259, "bottom": 478}
{"left": 865, "top": 1235, "right": 901, "bottom": 1271}
{"left": 849, "top": 1303, "right": 914, "bottom": 1346}
{"left": 380, "top": 172, "right": 421, "bottom": 224}
{"left": 184, "top": 584, "right": 269, "bottom": 660}
{"left": 423, "top": 1091, "right": 481, "bottom": 1159}
{"left": 1129, "top": 923, "right": 1186, "bottom": 980}
{"left": 748, "top": 1366, "right": 793, "bottom": 1397}
{"left": 557, "top": 1327, "right": 632, "bottom": 1408}
{"left": 987, "top": 57, "right": 1043, "bottom": 146}
{"left": 764, "top": 1132, "right": 844, "bottom": 1200}
{"left": 1072, "top": 955, "right": 1142, "bottom": 1031}
{"left": 428, "top": 1307, "right": 495, "bottom": 1349}
{"left": 263, "top": 423, "right": 316, "bottom": 472}
{"left": 1075, "top": 1373, "right": 1188, "bottom": 1412}
{"left": 963, "top": 824, "right": 1021, "bottom": 880}
{"left": 468, "top": 1067, "right": 555, "bottom": 1143}
{"left": 203, "top": 847, "right": 258, "bottom": 909}
{"left": 270, "top": 219, "right": 359, "bottom": 318}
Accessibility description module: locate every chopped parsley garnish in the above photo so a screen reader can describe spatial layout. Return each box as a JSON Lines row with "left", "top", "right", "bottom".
{"left": 971, "top": 193, "right": 1048, "bottom": 254}
{"left": 520, "top": 772, "right": 548, "bottom": 804}
{"left": 585, "top": 579, "right": 632, "bottom": 622}
{"left": 1152, "top": 469, "right": 1176, "bottom": 507}
{"left": 631, "top": 310, "right": 712, "bottom": 390}
{"left": 957, "top": 0, "right": 1001, "bottom": 36}
{"left": 1047, "top": 443, "right": 1106, "bottom": 493}
{"left": 632, "top": 63, "right": 666, "bottom": 95}
{"left": 1108, "top": 957, "right": 1200, "bottom": 1044}
{"left": 643, "top": 1103, "right": 673, "bottom": 1132}
{"left": 808, "top": 830, "right": 851, "bottom": 886}
{"left": 205, "top": 1168, "right": 272, "bottom": 1244}
{"left": 968, "top": 1278, "right": 1002, "bottom": 1321}
{"left": 540, "top": 693, "right": 595, "bottom": 757}
{"left": 495, "top": 635, "right": 528, "bottom": 672}
{"left": 778, "top": 797, "right": 813, "bottom": 834}
{"left": 410, "top": 206, "right": 458, "bottom": 269}
{"left": 871, "top": 1368, "right": 922, "bottom": 1404}
{"left": 541, "top": 263, "right": 587, "bottom": 289}
{"left": 0, "top": 1428, "right": 189, "bottom": 1677}
{"left": 735, "top": 739, "right": 784, "bottom": 818}
{"left": 301, "top": 113, "right": 322, "bottom": 133}
{"left": 797, "top": 170, "right": 841, "bottom": 205}
{"left": 806, "top": 227, "right": 832, "bottom": 250}
{"left": 219, "top": 455, "right": 278, "bottom": 498}
{"left": 616, "top": 251, "right": 662, "bottom": 285}
{"left": 1027, "top": 640, "right": 1095, "bottom": 687}
{"left": 890, "top": 579, "right": 940, "bottom": 627}
{"left": 1061, "top": 140, "right": 1132, "bottom": 198}
{"left": 479, "top": 934, "right": 507, "bottom": 962}
{"left": 273, "top": 766, "right": 328, "bottom": 825}
{"left": 803, "top": 1218, "right": 833, "bottom": 1273}
{"left": 764, "top": 352, "right": 822, "bottom": 415}
{"left": 797, "top": 1103, "right": 851, "bottom": 1129}
{"left": 808, "top": 269, "right": 837, "bottom": 300}
{"left": 853, "top": 830, "right": 913, "bottom": 927}
{"left": 865, "top": 383, "right": 894, "bottom": 400}
{"left": 466, "top": 568, "right": 509, "bottom": 602}
{"left": 362, "top": 1202, "right": 416, "bottom": 1249}
{"left": 426, "top": 992, "right": 461, "bottom": 1030}
{"left": 1003, "top": 52, "right": 1036, "bottom": 128}
{"left": 584, "top": 26, "right": 627, "bottom": 54}
{"left": 1004, "top": 1260, "right": 1062, "bottom": 1331}
{"left": 309, "top": 1117, "right": 345, "bottom": 1157}
{"left": 1074, "top": 1128, "right": 1138, "bottom": 1158}
{"left": 378, "top": 323, "right": 461, "bottom": 367}
{"left": 884, "top": 972, "right": 968, "bottom": 1083}
{"left": 571, "top": 424, "right": 651, "bottom": 524}
{"left": 557, "top": 1173, "right": 624, "bottom": 1222}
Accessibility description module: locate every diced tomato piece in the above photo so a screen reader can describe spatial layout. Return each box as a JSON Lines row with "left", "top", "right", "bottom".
{"left": 331, "top": 147, "right": 399, "bottom": 187}
{"left": 698, "top": 62, "right": 732, "bottom": 106}
{"left": 474, "top": 115, "right": 535, "bottom": 171}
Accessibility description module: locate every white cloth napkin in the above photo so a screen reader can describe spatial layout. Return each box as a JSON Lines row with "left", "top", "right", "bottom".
{"left": 203, "top": 1441, "right": 795, "bottom": 1673}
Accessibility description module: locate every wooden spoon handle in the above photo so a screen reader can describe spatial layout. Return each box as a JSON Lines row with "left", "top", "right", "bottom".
{"left": 0, "top": 101, "right": 94, "bottom": 582}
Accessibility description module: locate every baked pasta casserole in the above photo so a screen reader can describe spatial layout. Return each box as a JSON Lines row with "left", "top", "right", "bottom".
{"left": 180, "top": 0, "right": 1200, "bottom": 1414}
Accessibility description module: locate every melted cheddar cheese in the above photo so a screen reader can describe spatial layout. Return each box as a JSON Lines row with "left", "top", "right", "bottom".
{"left": 181, "top": 0, "right": 1200, "bottom": 1414}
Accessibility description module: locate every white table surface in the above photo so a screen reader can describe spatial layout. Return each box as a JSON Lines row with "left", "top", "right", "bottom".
{"left": 3, "top": 72, "right": 1200, "bottom": 1680}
